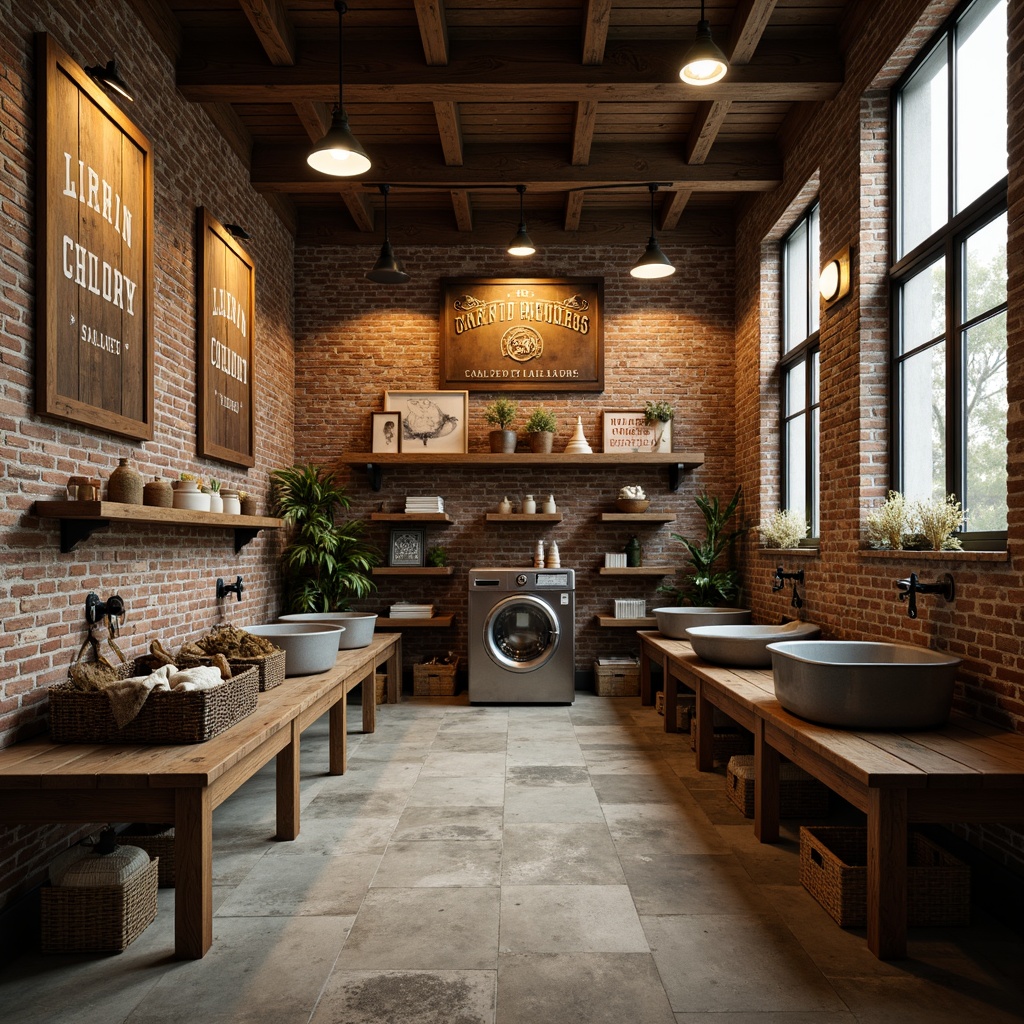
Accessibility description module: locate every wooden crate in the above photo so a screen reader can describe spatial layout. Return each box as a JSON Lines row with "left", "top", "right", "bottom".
{"left": 725, "top": 755, "right": 830, "bottom": 819}
{"left": 413, "top": 657, "right": 459, "bottom": 696}
{"left": 800, "top": 826, "right": 971, "bottom": 928}
{"left": 593, "top": 661, "right": 640, "bottom": 696}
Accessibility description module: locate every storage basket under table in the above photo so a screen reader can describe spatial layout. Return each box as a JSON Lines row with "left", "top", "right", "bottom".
{"left": 41, "top": 856, "right": 158, "bottom": 953}
{"left": 593, "top": 660, "right": 640, "bottom": 696}
{"left": 799, "top": 826, "right": 970, "bottom": 928}
{"left": 117, "top": 826, "right": 175, "bottom": 887}
{"left": 689, "top": 719, "right": 753, "bottom": 764}
{"left": 655, "top": 690, "right": 695, "bottom": 729}
{"left": 726, "top": 754, "right": 830, "bottom": 819}
{"left": 413, "top": 657, "right": 459, "bottom": 696}
{"left": 48, "top": 666, "right": 259, "bottom": 744}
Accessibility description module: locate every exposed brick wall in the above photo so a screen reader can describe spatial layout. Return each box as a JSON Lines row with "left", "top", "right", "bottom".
{"left": 0, "top": 1, "right": 294, "bottom": 909}
{"left": 735, "top": 0, "right": 1024, "bottom": 871}
{"left": 294, "top": 243, "right": 737, "bottom": 677}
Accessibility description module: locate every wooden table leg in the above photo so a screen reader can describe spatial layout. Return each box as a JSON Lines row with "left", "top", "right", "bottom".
{"left": 174, "top": 786, "right": 213, "bottom": 959}
{"left": 640, "top": 640, "right": 654, "bottom": 706}
{"left": 694, "top": 679, "right": 715, "bottom": 772}
{"left": 663, "top": 656, "right": 680, "bottom": 733}
{"left": 276, "top": 721, "right": 300, "bottom": 840}
{"left": 329, "top": 692, "right": 348, "bottom": 775}
{"left": 753, "top": 721, "right": 780, "bottom": 843}
{"left": 868, "top": 787, "right": 908, "bottom": 960}
{"left": 387, "top": 635, "right": 402, "bottom": 704}
{"left": 361, "top": 668, "right": 376, "bottom": 733}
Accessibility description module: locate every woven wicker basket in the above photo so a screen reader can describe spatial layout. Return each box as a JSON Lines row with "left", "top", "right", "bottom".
{"left": 655, "top": 690, "right": 695, "bottom": 729}
{"left": 799, "top": 826, "right": 971, "bottom": 928}
{"left": 375, "top": 672, "right": 387, "bottom": 704}
{"left": 117, "top": 827, "right": 175, "bottom": 887}
{"left": 689, "top": 719, "right": 753, "bottom": 764}
{"left": 41, "top": 856, "right": 158, "bottom": 953}
{"left": 726, "top": 754, "right": 830, "bottom": 819}
{"left": 593, "top": 661, "right": 640, "bottom": 696}
{"left": 178, "top": 649, "right": 284, "bottom": 691}
{"left": 49, "top": 666, "right": 258, "bottom": 744}
{"left": 413, "top": 657, "right": 459, "bottom": 696}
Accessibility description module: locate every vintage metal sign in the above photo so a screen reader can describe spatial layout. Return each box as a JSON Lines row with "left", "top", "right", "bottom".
{"left": 197, "top": 209, "right": 255, "bottom": 467}
{"left": 439, "top": 277, "right": 604, "bottom": 392}
{"left": 35, "top": 34, "right": 154, "bottom": 439}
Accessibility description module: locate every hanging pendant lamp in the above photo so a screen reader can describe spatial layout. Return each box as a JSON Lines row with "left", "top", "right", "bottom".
{"left": 630, "top": 184, "right": 675, "bottom": 279}
{"left": 679, "top": 0, "right": 729, "bottom": 86}
{"left": 366, "top": 185, "right": 410, "bottom": 284}
{"left": 507, "top": 185, "right": 536, "bottom": 256}
{"left": 307, "top": 1, "right": 371, "bottom": 177}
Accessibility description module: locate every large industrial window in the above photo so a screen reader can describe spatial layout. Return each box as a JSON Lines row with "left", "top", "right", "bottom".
{"left": 780, "top": 203, "right": 820, "bottom": 539}
{"left": 892, "top": 0, "right": 1007, "bottom": 540}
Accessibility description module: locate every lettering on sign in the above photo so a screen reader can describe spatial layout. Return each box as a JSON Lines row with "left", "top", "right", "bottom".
{"left": 439, "top": 278, "right": 604, "bottom": 392}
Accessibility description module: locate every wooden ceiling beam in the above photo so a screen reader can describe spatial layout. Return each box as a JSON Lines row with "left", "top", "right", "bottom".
{"left": 251, "top": 141, "right": 780, "bottom": 193}
{"left": 434, "top": 101, "right": 464, "bottom": 165}
{"left": 451, "top": 190, "right": 473, "bottom": 231}
{"left": 238, "top": 0, "right": 296, "bottom": 66}
{"left": 572, "top": 101, "right": 599, "bottom": 166}
{"left": 658, "top": 190, "right": 692, "bottom": 231}
{"left": 686, "top": 101, "right": 730, "bottom": 165}
{"left": 201, "top": 102, "right": 252, "bottom": 164}
{"left": 564, "top": 191, "right": 586, "bottom": 232}
{"left": 294, "top": 100, "right": 332, "bottom": 142}
{"left": 340, "top": 186, "right": 375, "bottom": 232}
{"left": 413, "top": 0, "right": 449, "bottom": 66}
{"left": 125, "top": 0, "right": 181, "bottom": 61}
{"left": 581, "top": 0, "right": 612, "bottom": 65}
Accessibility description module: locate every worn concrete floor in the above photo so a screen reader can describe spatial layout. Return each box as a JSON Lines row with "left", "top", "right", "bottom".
{"left": 1, "top": 693, "right": 1022, "bottom": 1023}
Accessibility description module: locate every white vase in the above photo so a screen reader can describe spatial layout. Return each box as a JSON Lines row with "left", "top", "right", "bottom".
{"left": 563, "top": 416, "right": 593, "bottom": 454}
{"left": 208, "top": 492, "right": 224, "bottom": 514}
{"left": 522, "top": 494, "right": 536, "bottom": 514}
{"left": 221, "top": 491, "right": 241, "bottom": 515}
{"left": 542, "top": 495, "right": 557, "bottom": 514}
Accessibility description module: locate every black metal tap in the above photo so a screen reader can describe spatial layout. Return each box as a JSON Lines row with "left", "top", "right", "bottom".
{"left": 217, "top": 575, "right": 245, "bottom": 601}
{"left": 895, "top": 572, "right": 955, "bottom": 619}
{"left": 772, "top": 566, "right": 805, "bottom": 609}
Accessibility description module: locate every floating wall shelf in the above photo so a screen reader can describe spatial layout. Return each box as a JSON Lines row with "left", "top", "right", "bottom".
{"left": 372, "top": 566, "right": 455, "bottom": 576}
{"left": 370, "top": 512, "right": 453, "bottom": 524}
{"left": 595, "top": 615, "right": 657, "bottom": 627}
{"left": 376, "top": 615, "right": 455, "bottom": 628}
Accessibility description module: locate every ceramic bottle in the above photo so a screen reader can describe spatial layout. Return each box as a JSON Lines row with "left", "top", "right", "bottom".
{"left": 498, "top": 496, "right": 512, "bottom": 514}
{"left": 522, "top": 494, "right": 536, "bottom": 514}
{"left": 107, "top": 456, "right": 144, "bottom": 504}
{"left": 542, "top": 494, "right": 557, "bottom": 514}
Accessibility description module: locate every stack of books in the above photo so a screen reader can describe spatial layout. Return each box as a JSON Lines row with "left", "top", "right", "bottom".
{"left": 389, "top": 602, "right": 435, "bottom": 619}
{"left": 613, "top": 598, "right": 646, "bottom": 619}
{"left": 405, "top": 496, "right": 444, "bottom": 513}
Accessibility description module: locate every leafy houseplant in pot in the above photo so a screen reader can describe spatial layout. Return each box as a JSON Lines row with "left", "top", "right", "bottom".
{"left": 524, "top": 407, "right": 557, "bottom": 453}
{"left": 484, "top": 398, "right": 519, "bottom": 453}
{"left": 643, "top": 400, "right": 674, "bottom": 452}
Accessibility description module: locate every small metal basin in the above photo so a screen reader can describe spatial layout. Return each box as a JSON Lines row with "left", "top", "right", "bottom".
{"left": 767, "top": 640, "right": 961, "bottom": 729}
{"left": 652, "top": 606, "right": 752, "bottom": 639}
{"left": 685, "top": 620, "right": 821, "bottom": 668}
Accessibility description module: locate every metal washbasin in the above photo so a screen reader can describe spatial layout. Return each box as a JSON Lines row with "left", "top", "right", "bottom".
{"left": 766, "top": 640, "right": 961, "bottom": 729}
{"left": 652, "top": 606, "right": 752, "bottom": 639}
{"left": 685, "top": 620, "right": 821, "bottom": 668}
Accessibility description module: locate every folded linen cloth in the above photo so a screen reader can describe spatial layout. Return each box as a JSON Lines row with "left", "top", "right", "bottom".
{"left": 102, "top": 664, "right": 225, "bottom": 729}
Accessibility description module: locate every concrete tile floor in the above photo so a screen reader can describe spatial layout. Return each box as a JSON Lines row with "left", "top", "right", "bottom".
{"left": 1, "top": 693, "right": 1022, "bottom": 1024}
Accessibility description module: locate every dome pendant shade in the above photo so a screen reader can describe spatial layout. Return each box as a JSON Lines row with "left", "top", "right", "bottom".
{"left": 307, "top": 109, "right": 371, "bottom": 176}
{"left": 507, "top": 184, "right": 536, "bottom": 256}
{"left": 630, "top": 237, "right": 676, "bottom": 279}
{"left": 366, "top": 241, "right": 410, "bottom": 284}
{"left": 679, "top": 5, "right": 729, "bottom": 86}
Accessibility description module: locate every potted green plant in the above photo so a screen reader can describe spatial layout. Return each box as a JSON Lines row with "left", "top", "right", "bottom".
{"left": 658, "top": 486, "right": 746, "bottom": 607}
{"left": 426, "top": 544, "right": 448, "bottom": 567}
{"left": 524, "top": 407, "right": 557, "bottom": 453}
{"left": 484, "top": 398, "right": 519, "bottom": 453}
{"left": 270, "top": 463, "right": 379, "bottom": 613}
{"left": 643, "top": 400, "right": 674, "bottom": 452}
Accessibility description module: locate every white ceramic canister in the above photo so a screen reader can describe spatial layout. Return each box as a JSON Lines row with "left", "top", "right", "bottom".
{"left": 208, "top": 490, "right": 224, "bottom": 514}
{"left": 522, "top": 494, "right": 536, "bottom": 514}
{"left": 542, "top": 494, "right": 556, "bottom": 514}
{"left": 173, "top": 484, "right": 211, "bottom": 511}
{"left": 221, "top": 489, "right": 241, "bottom": 515}
{"left": 498, "top": 496, "right": 512, "bottom": 514}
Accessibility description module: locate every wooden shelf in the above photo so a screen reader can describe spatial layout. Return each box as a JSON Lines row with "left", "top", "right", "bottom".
{"left": 485, "top": 512, "right": 564, "bottom": 522}
{"left": 342, "top": 451, "right": 704, "bottom": 492}
{"left": 33, "top": 500, "right": 282, "bottom": 553}
{"left": 595, "top": 615, "right": 657, "bottom": 627}
{"left": 599, "top": 512, "right": 677, "bottom": 523}
{"left": 370, "top": 512, "right": 453, "bottom": 523}
{"left": 597, "top": 566, "right": 672, "bottom": 576}
{"left": 376, "top": 615, "right": 455, "bottom": 628}
{"left": 372, "top": 566, "right": 455, "bottom": 576}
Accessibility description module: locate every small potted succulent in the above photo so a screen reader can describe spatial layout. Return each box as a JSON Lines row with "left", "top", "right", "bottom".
{"left": 524, "top": 407, "right": 557, "bottom": 453}
{"left": 484, "top": 398, "right": 519, "bottom": 453}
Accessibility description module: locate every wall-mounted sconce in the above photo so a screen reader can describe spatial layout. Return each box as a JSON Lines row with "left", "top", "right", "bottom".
{"left": 819, "top": 246, "right": 851, "bottom": 307}
{"left": 224, "top": 223, "right": 251, "bottom": 240}
{"left": 84, "top": 59, "right": 133, "bottom": 102}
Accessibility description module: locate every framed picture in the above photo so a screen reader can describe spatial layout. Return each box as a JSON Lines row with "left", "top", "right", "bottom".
{"left": 389, "top": 527, "right": 425, "bottom": 567}
{"left": 601, "top": 410, "right": 672, "bottom": 453}
{"left": 384, "top": 390, "right": 468, "bottom": 453}
{"left": 371, "top": 411, "right": 401, "bottom": 453}
{"left": 439, "top": 277, "right": 604, "bottom": 392}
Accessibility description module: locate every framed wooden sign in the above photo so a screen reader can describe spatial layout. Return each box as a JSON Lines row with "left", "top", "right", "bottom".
{"left": 601, "top": 410, "right": 672, "bottom": 453}
{"left": 196, "top": 209, "right": 255, "bottom": 467}
{"left": 35, "top": 34, "right": 154, "bottom": 439}
{"left": 439, "top": 277, "right": 604, "bottom": 392}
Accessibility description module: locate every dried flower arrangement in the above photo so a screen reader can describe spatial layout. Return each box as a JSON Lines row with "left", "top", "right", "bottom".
{"left": 914, "top": 494, "right": 965, "bottom": 550}
{"left": 757, "top": 508, "right": 808, "bottom": 548}
{"left": 866, "top": 490, "right": 913, "bottom": 549}
{"left": 866, "top": 490, "right": 965, "bottom": 550}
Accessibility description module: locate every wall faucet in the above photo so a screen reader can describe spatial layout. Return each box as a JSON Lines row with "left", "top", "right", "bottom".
{"left": 217, "top": 575, "right": 244, "bottom": 601}
{"left": 895, "top": 572, "right": 955, "bottom": 619}
{"left": 772, "top": 567, "right": 805, "bottom": 609}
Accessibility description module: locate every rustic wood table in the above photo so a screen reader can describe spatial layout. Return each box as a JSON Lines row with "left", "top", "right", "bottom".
{"left": 0, "top": 632, "right": 402, "bottom": 960}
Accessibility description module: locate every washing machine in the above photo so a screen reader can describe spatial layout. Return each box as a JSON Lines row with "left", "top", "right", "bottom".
{"left": 468, "top": 567, "right": 575, "bottom": 703}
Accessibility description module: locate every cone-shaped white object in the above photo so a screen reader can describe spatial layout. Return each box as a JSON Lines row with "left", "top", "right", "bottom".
{"left": 563, "top": 415, "right": 593, "bottom": 454}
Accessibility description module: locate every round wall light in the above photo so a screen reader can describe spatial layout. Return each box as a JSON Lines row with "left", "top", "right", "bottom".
{"left": 819, "top": 246, "right": 851, "bottom": 306}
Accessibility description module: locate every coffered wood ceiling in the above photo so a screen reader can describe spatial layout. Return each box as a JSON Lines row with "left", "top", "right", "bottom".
{"left": 127, "top": 1, "right": 860, "bottom": 247}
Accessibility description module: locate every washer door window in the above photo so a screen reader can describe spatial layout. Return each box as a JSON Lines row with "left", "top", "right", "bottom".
{"left": 484, "top": 594, "right": 560, "bottom": 672}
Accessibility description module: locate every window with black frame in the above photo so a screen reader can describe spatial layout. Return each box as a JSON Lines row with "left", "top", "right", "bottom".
{"left": 891, "top": 0, "right": 1007, "bottom": 545}
{"left": 780, "top": 202, "right": 820, "bottom": 540}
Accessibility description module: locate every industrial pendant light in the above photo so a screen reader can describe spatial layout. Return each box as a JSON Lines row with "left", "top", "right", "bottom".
{"left": 366, "top": 185, "right": 410, "bottom": 284}
{"left": 307, "top": 1, "right": 371, "bottom": 177}
{"left": 630, "top": 184, "right": 675, "bottom": 279}
{"left": 679, "top": 0, "right": 729, "bottom": 86}
{"left": 84, "top": 59, "right": 133, "bottom": 101}
{"left": 507, "top": 185, "right": 536, "bottom": 257}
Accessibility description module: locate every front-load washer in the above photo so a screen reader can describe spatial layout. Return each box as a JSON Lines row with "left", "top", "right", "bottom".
{"left": 468, "top": 567, "right": 575, "bottom": 703}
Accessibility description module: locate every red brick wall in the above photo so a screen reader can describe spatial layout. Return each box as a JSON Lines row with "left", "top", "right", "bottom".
{"left": 735, "top": 0, "right": 1024, "bottom": 871}
{"left": 0, "top": 1, "right": 294, "bottom": 909}
{"left": 294, "top": 243, "right": 737, "bottom": 675}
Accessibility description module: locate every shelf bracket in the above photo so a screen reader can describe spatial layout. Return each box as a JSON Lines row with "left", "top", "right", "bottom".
{"left": 668, "top": 464, "right": 683, "bottom": 491}
{"left": 59, "top": 518, "right": 109, "bottom": 553}
{"left": 233, "top": 527, "right": 262, "bottom": 553}
{"left": 365, "top": 463, "right": 383, "bottom": 492}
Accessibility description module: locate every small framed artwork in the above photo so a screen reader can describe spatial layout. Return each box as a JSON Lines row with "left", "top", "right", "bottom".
{"left": 389, "top": 527, "right": 425, "bottom": 567}
{"left": 601, "top": 410, "right": 672, "bottom": 453}
{"left": 372, "top": 411, "right": 401, "bottom": 453}
{"left": 384, "top": 390, "right": 469, "bottom": 453}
